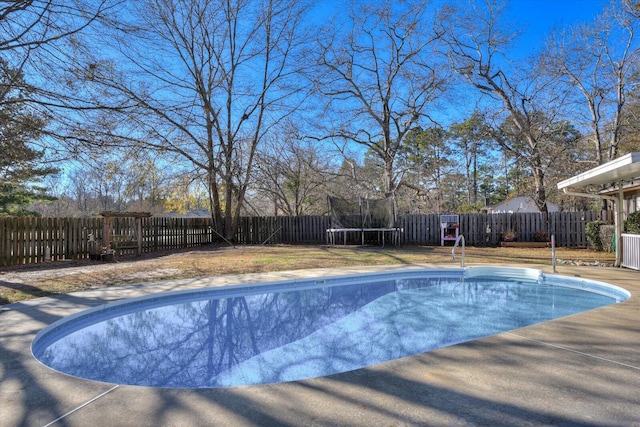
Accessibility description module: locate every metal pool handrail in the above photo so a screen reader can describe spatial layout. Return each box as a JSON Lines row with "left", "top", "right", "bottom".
{"left": 452, "top": 234, "right": 555, "bottom": 271}
{"left": 452, "top": 234, "right": 465, "bottom": 267}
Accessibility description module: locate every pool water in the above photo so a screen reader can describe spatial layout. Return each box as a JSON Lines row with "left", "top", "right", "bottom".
{"left": 32, "top": 268, "right": 629, "bottom": 388}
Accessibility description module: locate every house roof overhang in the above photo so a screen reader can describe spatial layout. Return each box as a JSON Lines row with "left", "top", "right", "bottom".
{"left": 557, "top": 152, "right": 640, "bottom": 190}
{"left": 557, "top": 152, "right": 640, "bottom": 268}
{"left": 599, "top": 180, "right": 640, "bottom": 196}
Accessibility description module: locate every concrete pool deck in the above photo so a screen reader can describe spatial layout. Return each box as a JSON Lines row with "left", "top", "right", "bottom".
{"left": 1, "top": 263, "right": 639, "bottom": 426}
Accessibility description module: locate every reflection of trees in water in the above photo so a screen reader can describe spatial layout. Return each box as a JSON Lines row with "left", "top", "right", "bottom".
{"left": 40, "top": 280, "right": 399, "bottom": 387}
{"left": 38, "top": 277, "right": 612, "bottom": 387}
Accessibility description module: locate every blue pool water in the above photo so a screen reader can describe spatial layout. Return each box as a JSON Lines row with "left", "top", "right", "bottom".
{"left": 32, "top": 267, "right": 629, "bottom": 388}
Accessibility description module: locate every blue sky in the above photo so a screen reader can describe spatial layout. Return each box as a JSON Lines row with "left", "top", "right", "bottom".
{"left": 507, "top": 0, "right": 608, "bottom": 55}
{"left": 438, "top": 0, "right": 612, "bottom": 124}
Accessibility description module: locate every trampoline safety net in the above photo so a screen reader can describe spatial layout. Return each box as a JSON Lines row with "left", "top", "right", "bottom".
{"left": 327, "top": 196, "right": 396, "bottom": 229}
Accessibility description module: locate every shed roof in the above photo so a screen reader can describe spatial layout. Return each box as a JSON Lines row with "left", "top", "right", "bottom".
{"left": 489, "top": 195, "right": 559, "bottom": 213}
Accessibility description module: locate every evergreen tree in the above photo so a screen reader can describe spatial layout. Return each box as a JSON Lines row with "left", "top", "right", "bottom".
{"left": 0, "top": 59, "right": 56, "bottom": 215}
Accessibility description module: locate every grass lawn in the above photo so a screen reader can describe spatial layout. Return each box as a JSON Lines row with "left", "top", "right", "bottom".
{"left": 0, "top": 244, "right": 615, "bottom": 305}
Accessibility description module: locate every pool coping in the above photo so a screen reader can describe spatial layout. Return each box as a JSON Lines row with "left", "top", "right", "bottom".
{"left": 1, "top": 263, "right": 640, "bottom": 426}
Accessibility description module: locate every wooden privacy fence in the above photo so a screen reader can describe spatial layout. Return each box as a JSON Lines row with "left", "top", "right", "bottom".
{"left": 0, "top": 217, "right": 103, "bottom": 267}
{"left": 235, "top": 215, "right": 330, "bottom": 245}
{"left": 400, "top": 211, "right": 612, "bottom": 247}
{"left": 0, "top": 211, "right": 611, "bottom": 267}
{"left": 236, "top": 211, "right": 612, "bottom": 246}
{"left": 0, "top": 216, "right": 213, "bottom": 267}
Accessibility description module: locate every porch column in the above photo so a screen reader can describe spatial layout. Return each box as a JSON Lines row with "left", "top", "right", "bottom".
{"left": 615, "top": 183, "right": 623, "bottom": 267}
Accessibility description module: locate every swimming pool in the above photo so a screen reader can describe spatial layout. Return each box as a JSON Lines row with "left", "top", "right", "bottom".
{"left": 32, "top": 267, "right": 629, "bottom": 388}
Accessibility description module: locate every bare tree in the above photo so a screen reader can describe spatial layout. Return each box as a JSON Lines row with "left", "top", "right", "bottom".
{"left": 0, "top": 1, "right": 115, "bottom": 209}
{"left": 60, "top": 0, "right": 311, "bottom": 239}
{"left": 544, "top": 0, "right": 640, "bottom": 164}
{"left": 252, "top": 122, "right": 333, "bottom": 216}
{"left": 0, "top": 1, "right": 115, "bottom": 121}
{"left": 438, "top": 0, "right": 573, "bottom": 212}
{"left": 313, "top": 0, "right": 448, "bottom": 198}
{"left": 0, "top": 1, "right": 110, "bottom": 52}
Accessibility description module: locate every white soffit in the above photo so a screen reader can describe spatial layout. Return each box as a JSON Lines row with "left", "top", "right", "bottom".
{"left": 557, "top": 152, "right": 640, "bottom": 190}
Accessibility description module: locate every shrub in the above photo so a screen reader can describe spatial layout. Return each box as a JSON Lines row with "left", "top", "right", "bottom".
{"left": 625, "top": 211, "right": 640, "bottom": 234}
{"left": 586, "top": 220, "right": 607, "bottom": 251}
{"left": 599, "top": 225, "right": 615, "bottom": 253}
{"left": 533, "top": 231, "right": 549, "bottom": 242}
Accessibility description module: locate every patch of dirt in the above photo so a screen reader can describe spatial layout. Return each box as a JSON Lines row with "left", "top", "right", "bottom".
{"left": 0, "top": 245, "right": 232, "bottom": 304}
{"left": 0, "top": 245, "right": 224, "bottom": 282}
{"left": 0, "top": 260, "right": 179, "bottom": 284}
